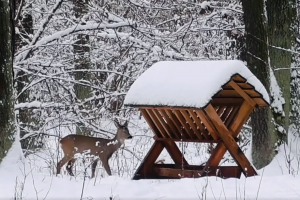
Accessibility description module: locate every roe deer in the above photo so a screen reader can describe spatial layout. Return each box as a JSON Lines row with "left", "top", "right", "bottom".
{"left": 56, "top": 120, "right": 132, "bottom": 178}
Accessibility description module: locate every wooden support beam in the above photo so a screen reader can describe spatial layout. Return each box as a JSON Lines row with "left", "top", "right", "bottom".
{"left": 229, "top": 80, "right": 256, "bottom": 107}
{"left": 133, "top": 141, "right": 164, "bottom": 176}
{"left": 164, "top": 141, "right": 188, "bottom": 165}
{"left": 204, "top": 104, "right": 256, "bottom": 177}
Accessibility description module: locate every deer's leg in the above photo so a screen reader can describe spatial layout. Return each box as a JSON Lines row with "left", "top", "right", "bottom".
{"left": 66, "top": 158, "right": 77, "bottom": 176}
{"left": 101, "top": 157, "right": 112, "bottom": 176}
{"left": 91, "top": 158, "right": 100, "bottom": 178}
{"left": 57, "top": 156, "right": 71, "bottom": 175}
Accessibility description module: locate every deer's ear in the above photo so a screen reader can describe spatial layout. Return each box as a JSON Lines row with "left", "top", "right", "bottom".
{"left": 114, "top": 120, "right": 120, "bottom": 128}
{"left": 123, "top": 120, "right": 128, "bottom": 127}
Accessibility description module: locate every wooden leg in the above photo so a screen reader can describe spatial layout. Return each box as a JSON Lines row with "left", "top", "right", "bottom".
{"left": 132, "top": 141, "right": 164, "bottom": 179}
{"left": 204, "top": 104, "right": 257, "bottom": 177}
{"left": 164, "top": 141, "right": 188, "bottom": 165}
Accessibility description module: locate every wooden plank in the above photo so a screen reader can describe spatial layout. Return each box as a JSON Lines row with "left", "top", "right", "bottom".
{"left": 210, "top": 98, "right": 268, "bottom": 107}
{"left": 187, "top": 110, "right": 211, "bottom": 139}
{"left": 180, "top": 110, "right": 203, "bottom": 140}
{"left": 159, "top": 110, "right": 181, "bottom": 139}
{"left": 146, "top": 109, "right": 168, "bottom": 138}
{"left": 152, "top": 165, "right": 242, "bottom": 179}
{"left": 140, "top": 109, "right": 162, "bottom": 138}
{"left": 164, "top": 141, "right": 188, "bottom": 165}
{"left": 152, "top": 109, "right": 174, "bottom": 138}
{"left": 154, "top": 136, "right": 220, "bottom": 143}
{"left": 173, "top": 110, "right": 196, "bottom": 139}
{"left": 216, "top": 89, "right": 261, "bottom": 98}
{"left": 133, "top": 141, "right": 164, "bottom": 176}
{"left": 195, "top": 110, "right": 220, "bottom": 140}
{"left": 232, "top": 74, "right": 247, "bottom": 83}
{"left": 223, "top": 82, "right": 254, "bottom": 89}
{"left": 229, "top": 80, "right": 256, "bottom": 107}
{"left": 204, "top": 104, "right": 256, "bottom": 176}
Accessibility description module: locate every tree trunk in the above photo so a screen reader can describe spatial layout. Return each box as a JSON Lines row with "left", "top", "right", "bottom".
{"left": 15, "top": 0, "right": 34, "bottom": 151}
{"left": 266, "top": 0, "right": 295, "bottom": 142}
{"left": 0, "top": 0, "right": 16, "bottom": 163}
{"left": 290, "top": 2, "right": 300, "bottom": 138}
{"left": 73, "top": 0, "right": 91, "bottom": 135}
{"left": 241, "top": 0, "right": 276, "bottom": 169}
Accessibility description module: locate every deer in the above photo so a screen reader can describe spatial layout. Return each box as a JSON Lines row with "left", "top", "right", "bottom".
{"left": 56, "top": 120, "right": 132, "bottom": 178}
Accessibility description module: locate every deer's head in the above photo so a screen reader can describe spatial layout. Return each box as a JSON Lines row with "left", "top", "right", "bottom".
{"left": 114, "top": 119, "right": 132, "bottom": 143}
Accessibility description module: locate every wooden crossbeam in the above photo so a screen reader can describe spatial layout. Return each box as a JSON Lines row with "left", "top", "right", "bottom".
{"left": 134, "top": 141, "right": 164, "bottom": 176}
{"left": 205, "top": 102, "right": 252, "bottom": 167}
{"left": 229, "top": 80, "right": 256, "bottom": 107}
{"left": 204, "top": 104, "right": 256, "bottom": 176}
{"left": 164, "top": 141, "right": 188, "bottom": 165}
{"left": 153, "top": 136, "right": 220, "bottom": 143}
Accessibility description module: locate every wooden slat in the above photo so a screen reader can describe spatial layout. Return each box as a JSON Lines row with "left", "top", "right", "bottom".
{"left": 152, "top": 109, "right": 173, "bottom": 138}
{"left": 154, "top": 136, "right": 220, "bottom": 143}
{"left": 180, "top": 110, "right": 203, "bottom": 140}
{"left": 217, "top": 106, "right": 226, "bottom": 116}
{"left": 146, "top": 109, "right": 168, "bottom": 138}
{"left": 204, "top": 104, "right": 256, "bottom": 176}
{"left": 220, "top": 106, "right": 233, "bottom": 122}
{"left": 225, "top": 107, "right": 240, "bottom": 127}
{"left": 195, "top": 110, "right": 219, "bottom": 140}
{"left": 216, "top": 89, "right": 261, "bottom": 98}
{"left": 159, "top": 110, "right": 181, "bottom": 139}
{"left": 140, "top": 109, "right": 162, "bottom": 138}
{"left": 187, "top": 110, "right": 211, "bottom": 139}
{"left": 211, "top": 97, "right": 268, "bottom": 107}
{"left": 165, "top": 110, "right": 187, "bottom": 139}
{"left": 173, "top": 110, "right": 196, "bottom": 139}
{"left": 229, "top": 80, "right": 256, "bottom": 107}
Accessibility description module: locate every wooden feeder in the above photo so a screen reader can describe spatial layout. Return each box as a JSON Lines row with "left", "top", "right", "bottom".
{"left": 124, "top": 60, "right": 270, "bottom": 180}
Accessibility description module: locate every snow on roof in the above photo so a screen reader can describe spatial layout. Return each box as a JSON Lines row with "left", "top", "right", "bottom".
{"left": 124, "top": 60, "right": 270, "bottom": 108}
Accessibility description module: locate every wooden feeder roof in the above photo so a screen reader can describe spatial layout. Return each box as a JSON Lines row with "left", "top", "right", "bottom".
{"left": 124, "top": 60, "right": 269, "bottom": 109}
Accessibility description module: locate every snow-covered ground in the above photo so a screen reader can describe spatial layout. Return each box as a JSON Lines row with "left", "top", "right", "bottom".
{"left": 1, "top": 120, "right": 300, "bottom": 199}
